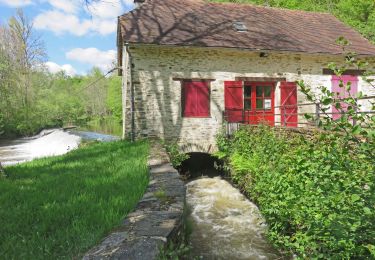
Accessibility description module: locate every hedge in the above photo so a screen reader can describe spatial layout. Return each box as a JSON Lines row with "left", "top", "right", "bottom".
{"left": 216, "top": 126, "right": 375, "bottom": 259}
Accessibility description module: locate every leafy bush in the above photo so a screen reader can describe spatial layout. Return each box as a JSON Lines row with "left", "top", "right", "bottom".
{"left": 218, "top": 125, "right": 374, "bottom": 259}
{"left": 298, "top": 38, "right": 374, "bottom": 163}
{"left": 164, "top": 141, "right": 189, "bottom": 168}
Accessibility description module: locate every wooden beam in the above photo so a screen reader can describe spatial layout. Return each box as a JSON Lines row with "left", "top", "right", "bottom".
{"left": 235, "top": 77, "right": 286, "bottom": 82}
{"left": 322, "top": 68, "right": 365, "bottom": 76}
{"left": 172, "top": 78, "right": 216, "bottom": 82}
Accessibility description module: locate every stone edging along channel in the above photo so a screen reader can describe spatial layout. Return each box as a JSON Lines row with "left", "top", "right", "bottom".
{"left": 83, "top": 140, "right": 186, "bottom": 259}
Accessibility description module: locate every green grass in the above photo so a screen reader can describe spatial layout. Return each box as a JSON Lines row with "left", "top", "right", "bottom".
{"left": 0, "top": 140, "right": 149, "bottom": 259}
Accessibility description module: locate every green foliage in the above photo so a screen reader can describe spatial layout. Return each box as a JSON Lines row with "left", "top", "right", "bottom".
{"left": 0, "top": 69, "right": 122, "bottom": 137}
{"left": 210, "top": 0, "right": 375, "bottom": 43}
{"left": 158, "top": 242, "right": 192, "bottom": 260}
{"left": 158, "top": 206, "right": 195, "bottom": 260}
{"left": 0, "top": 162, "right": 5, "bottom": 179}
{"left": 214, "top": 127, "right": 232, "bottom": 159}
{"left": 106, "top": 76, "right": 123, "bottom": 123}
{"left": 0, "top": 11, "right": 122, "bottom": 137}
{"left": 217, "top": 39, "right": 375, "bottom": 258}
{"left": 219, "top": 47, "right": 375, "bottom": 257}
{"left": 218, "top": 126, "right": 374, "bottom": 258}
{"left": 164, "top": 142, "right": 190, "bottom": 168}
{"left": 0, "top": 114, "right": 4, "bottom": 137}
{"left": 0, "top": 140, "right": 149, "bottom": 259}
{"left": 154, "top": 187, "right": 168, "bottom": 203}
{"left": 298, "top": 44, "right": 374, "bottom": 161}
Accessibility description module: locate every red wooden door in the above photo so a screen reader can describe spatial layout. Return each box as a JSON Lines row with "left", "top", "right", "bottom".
{"left": 244, "top": 82, "right": 275, "bottom": 126}
{"left": 331, "top": 75, "right": 358, "bottom": 120}
{"left": 224, "top": 81, "right": 243, "bottom": 122}
{"left": 280, "top": 82, "right": 298, "bottom": 127}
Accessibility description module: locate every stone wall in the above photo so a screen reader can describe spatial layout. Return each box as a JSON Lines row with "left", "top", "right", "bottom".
{"left": 83, "top": 141, "right": 185, "bottom": 259}
{"left": 123, "top": 45, "right": 375, "bottom": 150}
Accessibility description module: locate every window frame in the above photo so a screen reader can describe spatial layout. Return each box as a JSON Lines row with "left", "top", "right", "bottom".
{"left": 244, "top": 85, "right": 252, "bottom": 111}
{"left": 243, "top": 82, "right": 275, "bottom": 112}
{"left": 181, "top": 79, "right": 211, "bottom": 118}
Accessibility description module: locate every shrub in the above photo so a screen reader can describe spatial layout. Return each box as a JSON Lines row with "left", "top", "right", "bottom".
{"left": 218, "top": 125, "right": 374, "bottom": 259}
{"left": 164, "top": 141, "right": 189, "bottom": 168}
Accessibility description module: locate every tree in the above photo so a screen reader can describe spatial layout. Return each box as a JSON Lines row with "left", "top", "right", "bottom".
{"left": 8, "top": 9, "right": 46, "bottom": 112}
{"left": 0, "top": 9, "right": 47, "bottom": 135}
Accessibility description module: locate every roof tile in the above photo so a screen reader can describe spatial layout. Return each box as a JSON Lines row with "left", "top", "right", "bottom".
{"left": 118, "top": 0, "right": 375, "bottom": 56}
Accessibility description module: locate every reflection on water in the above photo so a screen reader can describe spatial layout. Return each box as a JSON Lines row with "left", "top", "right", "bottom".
{"left": 80, "top": 118, "right": 122, "bottom": 137}
{"left": 68, "top": 130, "right": 120, "bottom": 142}
{"left": 186, "top": 177, "right": 281, "bottom": 260}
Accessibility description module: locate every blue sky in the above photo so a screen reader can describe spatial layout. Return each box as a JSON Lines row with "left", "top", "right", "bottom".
{"left": 0, "top": 0, "right": 135, "bottom": 75}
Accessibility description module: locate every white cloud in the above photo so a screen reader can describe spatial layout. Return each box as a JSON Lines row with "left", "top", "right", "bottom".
{"left": 34, "top": 10, "right": 117, "bottom": 36}
{"left": 46, "top": 0, "right": 78, "bottom": 13}
{"left": 123, "top": 0, "right": 134, "bottom": 6}
{"left": 34, "top": 10, "right": 89, "bottom": 36}
{"left": 0, "top": 0, "right": 32, "bottom": 7}
{"left": 90, "top": 18, "right": 117, "bottom": 35}
{"left": 45, "top": 61, "right": 76, "bottom": 76}
{"left": 32, "top": 0, "right": 133, "bottom": 36}
{"left": 66, "top": 48, "right": 116, "bottom": 71}
{"left": 86, "top": 0, "right": 123, "bottom": 19}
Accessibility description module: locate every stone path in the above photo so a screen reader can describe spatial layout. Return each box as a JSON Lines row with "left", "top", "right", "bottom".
{"left": 83, "top": 140, "right": 185, "bottom": 260}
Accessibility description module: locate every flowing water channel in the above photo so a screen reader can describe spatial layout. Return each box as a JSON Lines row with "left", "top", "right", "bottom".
{"left": 182, "top": 154, "right": 281, "bottom": 260}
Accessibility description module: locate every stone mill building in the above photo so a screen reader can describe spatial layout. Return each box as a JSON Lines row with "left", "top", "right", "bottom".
{"left": 117, "top": 0, "right": 375, "bottom": 152}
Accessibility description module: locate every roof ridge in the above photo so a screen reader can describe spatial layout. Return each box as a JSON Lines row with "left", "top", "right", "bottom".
{"left": 205, "top": 1, "right": 332, "bottom": 16}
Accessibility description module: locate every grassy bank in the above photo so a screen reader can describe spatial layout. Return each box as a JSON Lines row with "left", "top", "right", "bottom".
{"left": 0, "top": 140, "right": 149, "bottom": 259}
{"left": 216, "top": 126, "right": 374, "bottom": 259}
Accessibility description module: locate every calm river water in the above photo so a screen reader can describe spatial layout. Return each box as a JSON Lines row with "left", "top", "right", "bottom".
{"left": 186, "top": 177, "right": 281, "bottom": 260}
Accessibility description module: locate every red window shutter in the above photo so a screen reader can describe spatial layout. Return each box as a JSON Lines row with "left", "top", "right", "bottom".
{"left": 280, "top": 82, "right": 298, "bottom": 127}
{"left": 196, "top": 82, "right": 210, "bottom": 117}
{"left": 224, "top": 81, "right": 243, "bottom": 122}
{"left": 182, "top": 81, "right": 210, "bottom": 117}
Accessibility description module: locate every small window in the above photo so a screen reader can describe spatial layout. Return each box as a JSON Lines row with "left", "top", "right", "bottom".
{"left": 244, "top": 86, "right": 252, "bottom": 110}
{"left": 264, "top": 86, "right": 271, "bottom": 97}
{"left": 244, "top": 100, "right": 251, "bottom": 110}
{"left": 182, "top": 80, "right": 210, "bottom": 117}
{"left": 244, "top": 86, "right": 251, "bottom": 98}
{"left": 233, "top": 21, "right": 248, "bottom": 32}
{"left": 255, "top": 85, "right": 273, "bottom": 110}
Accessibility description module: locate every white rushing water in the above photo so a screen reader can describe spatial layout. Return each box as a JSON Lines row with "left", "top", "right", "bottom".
{"left": 0, "top": 129, "right": 81, "bottom": 166}
{"left": 186, "top": 177, "right": 281, "bottom": 260}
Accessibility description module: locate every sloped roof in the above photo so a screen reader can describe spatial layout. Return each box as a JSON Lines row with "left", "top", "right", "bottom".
{"left": 117, "top": 0, "right": 375, "bottom": 56}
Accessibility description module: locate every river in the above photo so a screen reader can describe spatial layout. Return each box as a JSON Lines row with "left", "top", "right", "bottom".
{"left": 0, "top": 129, "right": 119, "bottom": 166}
{"left": 186, "top": 176, "right": 282, "bottom": 260}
